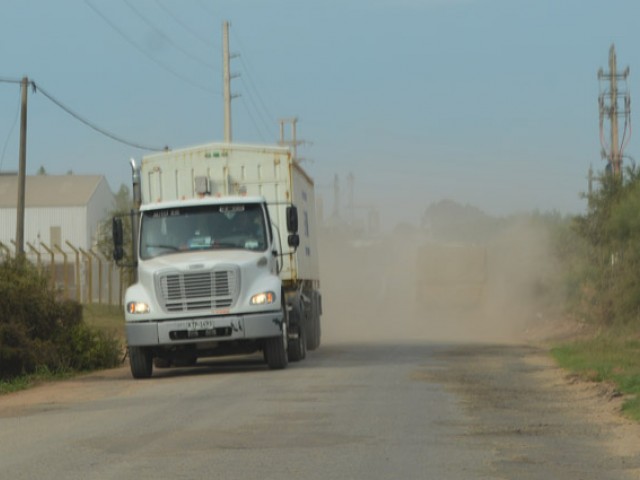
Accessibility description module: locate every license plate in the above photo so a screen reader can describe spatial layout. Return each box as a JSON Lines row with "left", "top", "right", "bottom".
{"left": 184, "top": 319, "right": 215, "bottom": 331}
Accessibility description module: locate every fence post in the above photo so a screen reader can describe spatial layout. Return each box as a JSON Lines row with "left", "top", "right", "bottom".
{"left": 53, "top": 244, "right": 69, "bottom": 299}
{"left": 89, "top": 249, "right": 103, "bottom": 305}
{"left": 26, "top": 242, "right": 41, "bottom": 270}
{"left": 65, "top": 241, "right": 81, "bottom": 303}
{"left": 79, "top": 248, "right": 93, "bottom": 305}
{"left": 0, "top": 241, "right": 10, "bottom": 259}
{"left": 39, "top": 242, "right": 56, "bottom": 286}
{"left": 107, "top": 261, "right": 113, "bottom": 306}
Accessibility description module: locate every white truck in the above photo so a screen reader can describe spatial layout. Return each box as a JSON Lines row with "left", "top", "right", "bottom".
{"left": 113, "top": 142, "right": 322, "bottom": 378}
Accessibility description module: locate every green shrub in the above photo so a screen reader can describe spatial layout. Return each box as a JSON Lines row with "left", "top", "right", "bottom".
{"left": 0, "top": 321, "right": 37, "bottom": 378}
{"left": 568, "top": 169, "right": 640, "bottom": 327}
{"left": 55, "top": 323, "right": 121, "bottom": 371}
{"left": 0, "top": 257, "right": 122, "bottom": 381}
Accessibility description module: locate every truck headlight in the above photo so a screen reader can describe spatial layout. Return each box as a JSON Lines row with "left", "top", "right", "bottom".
{"left": 127, "top": 302, "right": 150, "bottom": 314}
{"left": 250, "top": 291, "right": 275, "bottom": 305}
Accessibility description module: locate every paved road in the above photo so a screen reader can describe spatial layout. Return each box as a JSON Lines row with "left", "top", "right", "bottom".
{"left": 0, "top": 342, "right": 638, "bottom": 479}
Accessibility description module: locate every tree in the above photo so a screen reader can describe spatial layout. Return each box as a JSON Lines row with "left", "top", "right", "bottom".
{"left": 421, "top": 199, "right": 502, "bottom": 243}
{"left": 570, "top": 167, "right": 640, "bottom": 325}
{"left": 96, "top": 183, "right": 135, "bottom": 281}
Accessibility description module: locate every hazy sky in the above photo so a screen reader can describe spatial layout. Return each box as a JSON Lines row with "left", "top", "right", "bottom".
{"left": 1, "top": 0, "right": 639, "bottom": 227}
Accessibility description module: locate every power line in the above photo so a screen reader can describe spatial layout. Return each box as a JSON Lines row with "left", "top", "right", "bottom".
{"left": 196, "top": 0, "right": 216, "bottom": 17}
{"left": 239, "top": 78, "right": 274, "bottom": 141}
{"left": 234, "top": 29, "right": 275, "bottom": 139}
{"left": 84, "top": 0, "right": 218, "bottom": 95}
{"left": 0, "top": 77, "right": 22, "bottom": 85}
{"left": 33, "top": 82, "right": 166, "bottom": 151}
{"left": 123, "top": 0, "right": 217, "bottom": 71}
{"left": 155, "top": 0, "right": 215, "bottom": 49}
{"left": 239, "top": 96, "right": 268, "bottom": 142}
{"left": 240, "top": 67, "right": 275, "bottom": 138}
{"left": 0, "top": 78, "right": 166, "bottom": 150}
{"left": 233, "top": 31, "right": 275, "bottom": 119}
{"left": 0, "top": 87, "right": 21, "bottom": 171}
{"left": 0, "top": 76, "right": 165, "bottom": 150}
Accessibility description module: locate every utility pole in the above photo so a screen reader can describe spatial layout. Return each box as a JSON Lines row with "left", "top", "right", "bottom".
{"left": 347, "top": 172, "right": 354, "bottom": 225}
{"left": 16, "top": 76, "right": 29, "bottom": 256}
{"left": 278, "top": 117, "right": 308, "bottom": 162}
{"left": 598, "top": 44, "right": 631, "bottom": 180}
{"left": 222, "top": 21, "right": 239, "bottom": 143}
{"left": 222, "top": 21, "right": 232, "bottom": 143}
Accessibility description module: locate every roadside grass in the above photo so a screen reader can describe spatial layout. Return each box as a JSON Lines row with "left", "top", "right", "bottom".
{"left": 551, "top": 327, "right": 640, "bottom": 421}
{"left": 82, "top": 303, "right": 126, "bottom": 342}
{"left": 0, "top": 366, "right": 74, "bottom": 395}
{"left": 0, "top": 304, "right": 125, "bottom": 395}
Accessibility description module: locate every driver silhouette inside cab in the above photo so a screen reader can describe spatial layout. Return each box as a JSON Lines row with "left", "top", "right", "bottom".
{"left": 231, "top": 210, "right": 265, "bottom": 249}
{"left": 185, "top": 214, "right": 214, "bottom": 249}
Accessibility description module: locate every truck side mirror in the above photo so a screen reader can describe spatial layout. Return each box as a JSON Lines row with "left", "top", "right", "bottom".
{"left": 286, "top": 205, "right": 298, "bottom": 233}
{"left": 113, "top": 217, "right": 124, "bottom": 261}
{"left": 288, "top": 234, "right": 300, "bottom": 248}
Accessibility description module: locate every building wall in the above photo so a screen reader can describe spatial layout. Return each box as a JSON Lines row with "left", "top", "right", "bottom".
{"left": 0, "top": 206, "right": 88, "bottom": 251}
{"left": 0, "top": 177, "right": 116, "bottom": 254}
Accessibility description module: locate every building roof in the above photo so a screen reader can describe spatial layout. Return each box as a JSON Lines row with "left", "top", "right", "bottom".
{"left": 0, "top": 175, "right": 110, "bottom": 208}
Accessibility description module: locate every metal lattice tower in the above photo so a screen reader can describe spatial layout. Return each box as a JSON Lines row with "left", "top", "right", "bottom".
{"left": 598, "top": 44, "right": 631, "bottom": 179}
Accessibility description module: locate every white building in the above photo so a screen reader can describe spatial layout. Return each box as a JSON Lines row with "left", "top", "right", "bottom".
{"left": 0, "top": 174, "right": 115, "bottom": 252}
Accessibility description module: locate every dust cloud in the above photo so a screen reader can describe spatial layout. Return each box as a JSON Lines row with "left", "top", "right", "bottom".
{"left": 317, "top": 217, "right": 565, "bottom": 345}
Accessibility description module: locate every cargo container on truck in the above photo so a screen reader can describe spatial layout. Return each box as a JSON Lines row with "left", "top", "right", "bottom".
{"left": 113, "top": 142, "right": 322, "bottom": 378}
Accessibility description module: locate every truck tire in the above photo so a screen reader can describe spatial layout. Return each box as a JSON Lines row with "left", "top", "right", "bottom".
{"left": 129, "top": 346, "right": 153, "bottom": 379}
{"left": 288, "top": 325, "right": 306, "bottom": 362}
{"left": 306, "top": 291, "right": 321, "bottom": 351}
{"left": 287, "top": 302, "right": 306, "bottom": 362}
{"left": 264, "top": 321, "right": 288, "bottom": 370}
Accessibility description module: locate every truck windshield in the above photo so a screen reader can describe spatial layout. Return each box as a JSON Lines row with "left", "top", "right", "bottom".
{"left": 140, "top": 203, "right": 268, "bottom": 259}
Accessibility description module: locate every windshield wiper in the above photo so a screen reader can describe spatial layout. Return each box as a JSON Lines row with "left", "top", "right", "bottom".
{"left": 209, "top": 242, "right": 240, "bottom": 249}
{"left": 146, "top": 244, "right": 179, "bottom": 251}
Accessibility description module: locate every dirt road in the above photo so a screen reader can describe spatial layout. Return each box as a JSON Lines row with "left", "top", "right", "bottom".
{"left": 425, "top": 343, "right": 640, "bottom": 478}
{"left": 0, "top": 341, "right": 638, "bottom": 479}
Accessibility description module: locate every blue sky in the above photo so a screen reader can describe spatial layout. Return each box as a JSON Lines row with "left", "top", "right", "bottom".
{"left": 0, "top": 0, "right": 639, "bottom": 227}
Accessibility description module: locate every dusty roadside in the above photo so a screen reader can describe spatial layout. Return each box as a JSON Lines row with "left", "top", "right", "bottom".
{"left": 420, "top": 315, "right": 640, "bottom": 479}
{"left": 424, "top": 343, "right": 640, "bottom": 478}
{"left": 524, "top": 317, "right": 640, "bottom": 461}
{"left": 526, "top": 347, "right": 640, "bottom": 460}
{"left": 0, "top": 365, "right": 131, "bottom": 417}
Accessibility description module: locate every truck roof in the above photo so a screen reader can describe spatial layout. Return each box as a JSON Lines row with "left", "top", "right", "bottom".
{"left": 139, "top": 195, "right": 266, "bottom": 212}
{"left": 143, "top": 141, "right": 291, "bottom": 162}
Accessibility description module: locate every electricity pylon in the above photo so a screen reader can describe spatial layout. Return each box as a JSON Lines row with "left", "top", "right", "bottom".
{"left": 598, "top": 44, "right": 631, "bottom": 180}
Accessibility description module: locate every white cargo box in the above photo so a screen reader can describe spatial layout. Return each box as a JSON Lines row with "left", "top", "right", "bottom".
{"left": 140, "top": 142, "right": 319, "bottom": 283}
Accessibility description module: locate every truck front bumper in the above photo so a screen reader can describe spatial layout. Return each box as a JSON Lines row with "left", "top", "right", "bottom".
{"left": 126, "top": 310, "right": 284, "bottom": 347}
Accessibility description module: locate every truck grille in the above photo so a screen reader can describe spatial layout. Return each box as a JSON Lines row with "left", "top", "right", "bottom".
{"left": 156, "top": 268, "right": 239, "bottom": 312}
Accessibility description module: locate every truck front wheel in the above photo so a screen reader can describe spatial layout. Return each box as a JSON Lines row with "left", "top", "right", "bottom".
{"left": 129, "top": 346, "right": 153, "bottom": 379}
{"left": 288, "top": 325, "right": 306, "bottom": 362}
{"left": 264, "top": 321, "right": 288, "bottom": 370}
